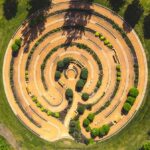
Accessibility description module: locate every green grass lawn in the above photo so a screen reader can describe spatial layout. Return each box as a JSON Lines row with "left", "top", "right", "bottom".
{"left": 0, "top": 0, "right": 149, "bottom": 149}
{"left": 0, "top": 135, "right": 13, "bottom": 150}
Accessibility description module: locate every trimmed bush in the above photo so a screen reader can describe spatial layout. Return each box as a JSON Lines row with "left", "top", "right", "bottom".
{"left": 82, "top": 93, "right": 89, "bottom": 101}
{"left": 76, "top": 79, "right": 85, "bottom": 92}
{"left": 77, "top": 105, "right": 85, "bottom": 115}
{"left": 126, "top": 96, "right": 136, "bottom": 106}
{"left": 83, "top": 118, "right": 90, "bottom": 127}
{"left": 104, "top": 39, "right": 110, "bottom": 45}
{"left": 65, "top": 88, "right": 73, "bottom": 102}
{"left": 47, "top": 110, "right": 52, "bottom": 116}
{"left": 55, "top": 71, "right": 61, "bottom": 81}
{"left": 80, "top": 68, "right": 88, "bottom": 80}
{"left": 87, "top": 113, "right": 95, "bottom": 122}
{"left": 91, "top": 128, "right": 99, "bottom": 138}
{"left": 100, "top": 36, "right": 105, "bottom": 41}
{"left": 116, "top": 64, "right": 121, "bottom": 71}
{"left": 142, "top": 141, "right": 150, "bottom": 150}
{"left": 95, "top": 31, "right": 100, "bottom": 37}
{"left": 123, "top": 102, "right": 132, "bottom": 114}
{"left": 128, "top": 87, "right": 139, "bottom": 98}
{"left": 117, "top": 77, "right": 121, "bottom": 82}
{"left": 107, "top": 43, "right": 113, "bottom": 49}
{"left": 117, "top": 71, "right": 121, "bottom": 77}
{"left": 52, "top": 112, "right": 60, "bottom": 118}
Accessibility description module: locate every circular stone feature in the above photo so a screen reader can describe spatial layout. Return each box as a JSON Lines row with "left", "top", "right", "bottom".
{"left": 65, "top": 64, "right": 78, "bottom": 80}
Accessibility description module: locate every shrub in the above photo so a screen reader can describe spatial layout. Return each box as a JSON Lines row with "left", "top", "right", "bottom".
{"left": 32, "top": 96, "right": 37, "bottom": 103}
{"left": 76, "top": 79, "right": 85, "bottom": 92}
{"left": 87, "top": 138, "right": 95, "bottom": 145}
{"left": 99, "top": 127, "right": 106, "bottom": 137}
{"left": 36, "top": 102, "right": 42, "bottom": 108}
{"left": 87, "top": 113, "right": 95, "bottom": 122}
{"left": 128, "top": 87, "right": 139, "bottom": 98}
{"left": 86, "top": 126, "right": 91, "bottom": 132}
{"left": 116, "top": 64, "right": 121, "bottom": 71}
{"left": 55, "top": 71, "right": 61, "bottom": 81}
{"left": 117, "top": 77, "right": 121, "bottom": 81}
{"left": 77, "top": 105, "right": 85, "bottom": 115}
{"left": 83, "top": 118, "right": 90, "bottom": 127}
{"left": 91, "top": 128, "right": 99, "bottom": 138}
{"left": 12, "top": 43, "right": 19, "bottom": 54}
{"left": 123, "top": 102, "right": 132, "bottom": 114}
{"left": 95, "top": 31, "right": 100, "bottom": 37}
{"left": 126, "top": 96, "right": 136, "bottom": 106}
{"left": 102, "top": 124, "right": 110, "bottom": 135}
{"left": 107, "top": 43, "right": 113, "bottom": 49}
{"left": 47, "top": 110, "right": 52, "bottom": 116}
{"left": 15, "top": 38, "right": 22, "bottom": 47}
{"left": 52, "top": 112, "right": 60, "bottom": 118}
{"left": 100, "top": 36, "right": 105, "bottom": 41}
{"left": 117, "top": 71, "right": 121, "bottom": 77}
{"left": 57, "top": 61, "right": 64, "bottom": 71}
{"left": 82, "top": 93, "right": 89, "bottom": 101}
{"left": 80, "top": 68, "right": 88, "bottom": 80}
{"left": 104, "top": 39, "right": 110, "bottom": 45}
{"left": 65, "top": 88, "right": 73, "bottom": 101}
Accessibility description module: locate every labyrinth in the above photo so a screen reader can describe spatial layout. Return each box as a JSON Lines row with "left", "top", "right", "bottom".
{"left": 3, "top": 1, "right": 148, "bottom": 144}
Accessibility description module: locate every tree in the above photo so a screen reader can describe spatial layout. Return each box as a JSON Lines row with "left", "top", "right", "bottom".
{"left": 77, "top": 105, "right": 85, "bottom": 115}
{"left": 57, "top": 61, "right": 64, "bottom": 71}
{"left": 82, "top": 93, "right": 89, "bottom": 101}
{"left": 65, "top": 88, "right": 73, "bottom": 102}
{"left": 76, "top": 79, "right": 85, "bottom": 92}
{"left": 55, "top": 71, "right": 61, "bottom": 81}
{"left": 83, "top": 118, "right": 90, "bottom": 127}
{"left": 128, "top": 87, "right": 139, "bottom": 98}
{"left": 126, "top": 96, "right": 136, "bottom": 106}
{"left": 123, "top": 102, "right": 132, "bottom": 114}
{"left": 91, "top": 128, "right": 99, "bottom": 138}
{"left": 80, "top": 68, "right": 88, "bottom": 80}
{"left": 63, "top": 57, "right": 71, "bottom": 68}
{"left": 87, "top": 113, "right": 95, "bottom": 122}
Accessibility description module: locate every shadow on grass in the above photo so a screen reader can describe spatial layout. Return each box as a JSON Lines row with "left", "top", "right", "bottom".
{"left": 123, "top": 0, "right": 144, "bottom": 32}
{"left": 21, "top": 0, "right": 52, "bottom": 52}
{"left": 3, "top": 0, "right": 18, "bottom": 20}
{"left": 143, "top": 13, "right": 150, "bottom": 39}
{"left": 109, "top": 0, "right": 125, "bottom": 12}
{"left": 62, "top": 0, "right": 94, "bottom": 48}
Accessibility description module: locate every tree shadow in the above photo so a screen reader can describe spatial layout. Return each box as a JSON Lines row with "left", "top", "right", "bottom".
{"left": 62, "top": 0, "right": 94, "bottom": 48}
{"left": 123, "top": 0, "right": 144, "bottom": 29}
{"left": 109, "top": 0, "right": 125, "bottom": 12}
{"left": 123, "top": 0, "right": 144, "bottom": 32}
{"left": 21, "top": 0, "right": 52, "bottom": 52}
{"left": 3, "top": 0, "right": 18, "bottom": 20}
{"left": 143, "top": 13, "right": 150, "bottom": 39}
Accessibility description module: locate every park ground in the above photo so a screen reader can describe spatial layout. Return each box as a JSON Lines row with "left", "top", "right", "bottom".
{"left": 0, "top": 0, "right": 150, "bottom": 150}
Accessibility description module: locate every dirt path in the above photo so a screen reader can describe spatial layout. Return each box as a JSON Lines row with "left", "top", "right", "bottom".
{"left": 0, "top": 124, "right": 21, "bottom": 150}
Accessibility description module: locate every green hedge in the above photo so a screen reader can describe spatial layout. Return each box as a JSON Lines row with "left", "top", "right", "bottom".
{"left": 82, "top": 93, "right": 89, "bottom": 101}
{"left": 83, "top": 118, "right": 90, "bottom": 127}
{"left": 123, "top": 102, "right": 132, "bottom": 114}
{"left": 128, "top": 87, "right": 139, "bottom": 98}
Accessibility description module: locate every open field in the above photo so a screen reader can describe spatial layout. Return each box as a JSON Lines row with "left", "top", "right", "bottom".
{"left": 0, "top": 0, "right": 150, "bottom": 150}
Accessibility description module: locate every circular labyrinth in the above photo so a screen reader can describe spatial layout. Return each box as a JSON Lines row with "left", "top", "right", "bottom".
{"left": 3, "top": 2, "right": 148, "bottom": 143}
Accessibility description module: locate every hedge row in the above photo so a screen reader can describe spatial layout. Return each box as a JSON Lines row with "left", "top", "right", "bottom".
{"left": 122, "top": 87, "right": 139, "bottom": 114}
{"left": 31, "top": 95, "right": 60, "bottom": 118}
{"left": 95, "top": 31, "right": 113, "bottom": 49}
{"left": 11, "top": 38, "right": 22, "bottom": 56}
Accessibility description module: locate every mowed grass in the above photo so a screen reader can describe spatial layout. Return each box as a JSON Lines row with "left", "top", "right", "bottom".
{"left": 0, "top": 0, "right": 149, "bottom": 149}
{"left": 0, "top": 135, "right": 13, "bottom": 150}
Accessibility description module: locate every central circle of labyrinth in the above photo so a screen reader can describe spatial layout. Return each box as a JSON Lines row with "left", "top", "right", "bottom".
{"left": 3, "top": 2, "right": 147, "bottom": 144}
